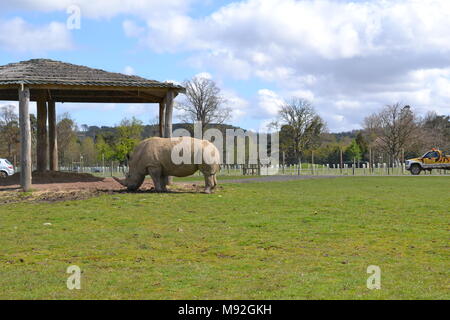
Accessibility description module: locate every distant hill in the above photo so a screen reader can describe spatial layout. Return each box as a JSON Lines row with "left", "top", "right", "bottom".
{"left": 78, "top": 122, "right": 359, "bottom": 142}
{"left": 78, "top": 123, "right": 247, "bottom": 141}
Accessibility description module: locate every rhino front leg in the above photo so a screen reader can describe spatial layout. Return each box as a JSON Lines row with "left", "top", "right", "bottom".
{"left": 160, "top": 175, "right": 169, "bottom": 192}
{"left": 148, "top": 167, "right": 164, "bottom": 192}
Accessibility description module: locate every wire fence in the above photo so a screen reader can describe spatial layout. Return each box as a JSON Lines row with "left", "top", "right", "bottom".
{"left": 57, "top": 162, "right": 450, "bottom": 177}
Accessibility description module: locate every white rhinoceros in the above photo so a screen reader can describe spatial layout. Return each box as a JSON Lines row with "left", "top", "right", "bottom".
{"left": 114, "top": 137, "right": 220, "bottom": 193}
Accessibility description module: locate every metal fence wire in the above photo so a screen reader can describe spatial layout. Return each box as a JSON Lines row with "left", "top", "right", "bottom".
{"left": 54, "top": 162, "right": 449, "bottom": 177}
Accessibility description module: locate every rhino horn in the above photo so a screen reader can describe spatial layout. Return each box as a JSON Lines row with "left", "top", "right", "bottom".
{"left": 113, "top": 176, "right": 128, "bottom": 187}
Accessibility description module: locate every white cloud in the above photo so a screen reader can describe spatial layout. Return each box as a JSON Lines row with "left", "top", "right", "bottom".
{"left": 4, "top": 0, "right": 450, "bottom": 131}
{"left": 331, "top": 114, "right": 345, "bottom": 123}
{"left": 194, "top": 72, "right": 212, "bottom": 80}
{"left": 125, "top": 104, "right": 151, "bottom": 117}
{"left": 334, "top": 100, "right": 361, "bottom": 111}
{"left": 0, "top": 17, "right": 73, "bottom": 53}
{"left": 1, "top": 101, "right": 37, "bottom": 115}
{"left": 288, "top": 89, "right": 315, "bottom": 102}
{"left": 121, "top": 0, "right": 450, "bottom": 131}
{"left": 164, "top": 79, "right": 182, "bottom": 86}
{"left": 222, "top": 89, "right": 249, "bottom": 122}
{"left": 122, "top": 20, "right": 145, "bottom": 38}
{"left": 2, "top": 0, "right": 193, "bottom": 19}
{"left": 123, "top": 66, "right": 135, "bottom": 75}
{"left": 257, "top": 89, "right": 284, "bottom": 117}
{"left": 58, "top": 103, "right": 116, "bottom": 113}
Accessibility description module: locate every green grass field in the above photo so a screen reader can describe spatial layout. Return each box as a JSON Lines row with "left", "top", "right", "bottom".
{"left": 0, "top": 176, "right": 448, "bottom": 299}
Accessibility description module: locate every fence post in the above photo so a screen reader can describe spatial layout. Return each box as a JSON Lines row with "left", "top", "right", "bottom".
{"left": 298, "top": 156, "right": 302, "bottom": 175}
{"left": 102, "top": 153, "right": 105, "bottom": 177}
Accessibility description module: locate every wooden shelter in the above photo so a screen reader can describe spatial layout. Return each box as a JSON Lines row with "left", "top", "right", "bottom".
{"left": 0, "top": 59, "right": 185, "bottom": 191}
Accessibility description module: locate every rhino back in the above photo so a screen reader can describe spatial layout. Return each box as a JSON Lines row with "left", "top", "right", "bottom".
{"left": 131, "top": 137, "right": 200, "bottom": 177}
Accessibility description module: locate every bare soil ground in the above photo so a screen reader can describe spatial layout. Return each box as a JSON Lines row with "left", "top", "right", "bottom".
{"left": 0, "top": 171, "right": 200, "bottom": 204}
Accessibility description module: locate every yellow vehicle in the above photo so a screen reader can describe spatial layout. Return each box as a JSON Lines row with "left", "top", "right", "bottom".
{"left": 406, "top": 149, "right": 450, "bottom": 175}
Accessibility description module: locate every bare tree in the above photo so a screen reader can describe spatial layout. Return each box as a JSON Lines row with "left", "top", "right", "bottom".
{"left": 420, "top": 111, "right": 450, "bottom": 151}
{"left": 0, "top": 105, "right": 20, "bottom": 160}
{"left": 364, "top": 103, "right": 418, "bottom": 162}
{"left": 176, "top": 77, "right": 231, "bottom": 131}
{"left": 272, "top": 98, "right": 326, "bottom": 163}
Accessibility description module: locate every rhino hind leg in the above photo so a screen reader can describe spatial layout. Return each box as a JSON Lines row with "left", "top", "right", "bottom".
{"left": 203, "top": 174, "right": 215, "bottom": 194}
{"left": 200, "top": 165, "right": 218, "bottom": 194}
{"left": 213, "top": 174, "right": 218, "bottom": 190}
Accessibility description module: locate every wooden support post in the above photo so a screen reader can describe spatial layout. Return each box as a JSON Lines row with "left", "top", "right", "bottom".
{"left": 164, "top": 90, "right": 174, "bottom": 185}
{"left": 164, "top": 90, "right": 174, "bottom": 138}
{"left": 36, "top": 94, "right": 48, "bottom": 172}
{"left": 19, "top": 87, "right": 32, "bottom": 191}
{"left": 48, "top": 100, "right": 58, "bottom": 171}
{"left": 159, "top": 98, "right": 166, "bottom": 138}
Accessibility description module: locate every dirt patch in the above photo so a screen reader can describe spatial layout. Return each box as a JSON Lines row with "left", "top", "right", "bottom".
{"left": 0, "top": 189, "right": 109, "bottom": 204}
{"left": 0, "top": 171, "right": 202, "bottom": 204}
{"left": 0, "top": 171, "right": 152, "bottom": 192}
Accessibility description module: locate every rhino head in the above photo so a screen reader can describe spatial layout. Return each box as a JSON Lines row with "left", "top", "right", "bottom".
{"left": 113, "top": 172, "right": 144, "bottom": 191}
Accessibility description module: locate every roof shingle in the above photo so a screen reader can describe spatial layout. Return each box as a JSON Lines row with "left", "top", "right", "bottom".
{"left": 0, "top": 59, "right": 184, "bottom": 90}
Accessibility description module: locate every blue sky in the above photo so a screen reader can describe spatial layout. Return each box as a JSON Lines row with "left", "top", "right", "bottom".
{"left": 1, "top": 0, "right": 449, "bottom": 132}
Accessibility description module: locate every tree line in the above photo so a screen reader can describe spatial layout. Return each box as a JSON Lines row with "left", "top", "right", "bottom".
{"left": 278, "top": 101, "right": 449, "bottom": 166}
{"left": 0, "top": 76, "right": 449, "bottom": 167}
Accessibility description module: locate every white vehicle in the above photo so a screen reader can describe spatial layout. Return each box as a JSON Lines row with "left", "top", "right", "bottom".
{"left": 0, "top": 158, "right": 15, "bottom": 178}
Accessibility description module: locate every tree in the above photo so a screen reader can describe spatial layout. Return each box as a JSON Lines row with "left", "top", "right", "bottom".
{"left": 81, "top": 124, "right": 89, "bottom": 132}
{"left": 176, "top": 76, "right": 231, "bottom": 131}
{"left": 80, "top": 137, "right": 97, "bottom": 166}
{"left": 64, "top": 137, "right": 81, "bottom": 165}
{"left": 57, "top": 113, "right": 78, "bottom": 165}
{"left": 345, "top": 139, "right": 362, "bottom": 162}
{"left": 355, "top": 131, "right": 368, "bottom": 160}
{"left": 313, "top": 143, "right": 343, "bottom": 164}
{"left": 420, "top": 112, "right": 450, "bottom": 151}
{"left": 114, "top": 117, "right": 143, "bottom": 161}
{"left": 364, "top": 104, "right": 418, "bottom": 163}
{"left": 0, "top": 105, "right": 20, "bottom": 160}
{"left": 273, "top": 98, "right": 326, "bottom": 164}
{"left": 95, "top": 135, "right": 114, "bottom": 161}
